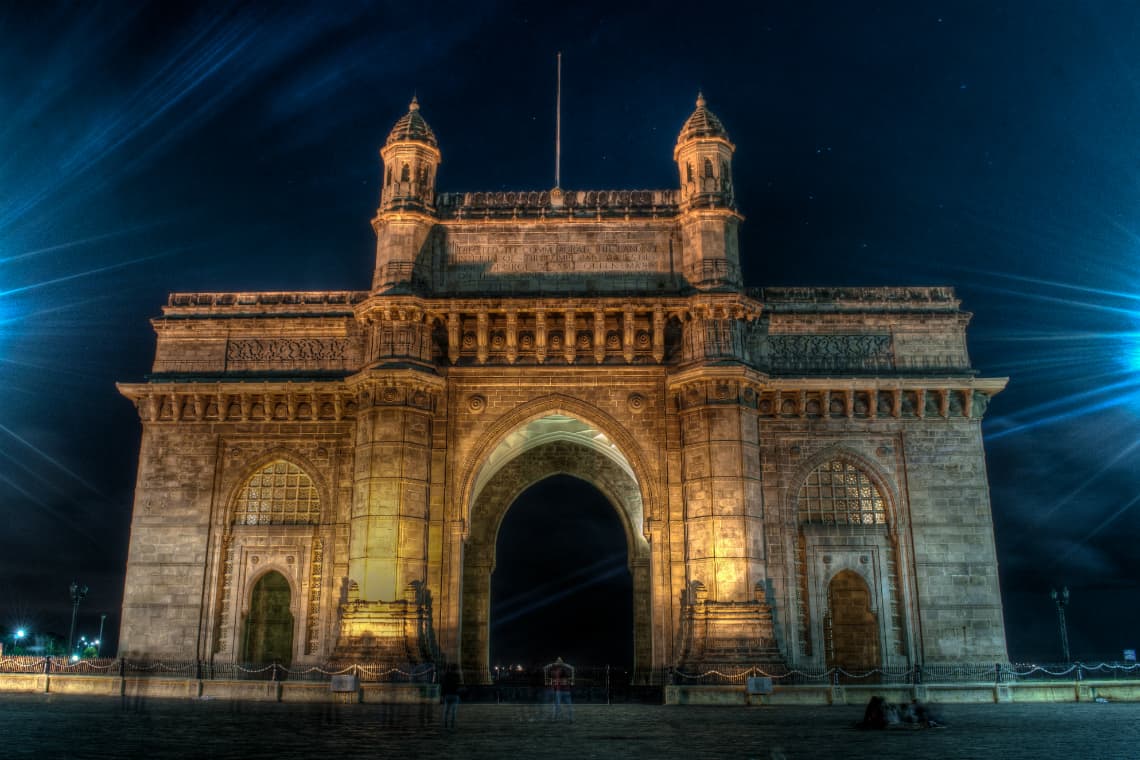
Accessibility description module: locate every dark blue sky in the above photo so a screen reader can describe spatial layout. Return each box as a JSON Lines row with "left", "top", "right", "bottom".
{"left": 2, "top": 1, "right": 1139, "bottom": 661}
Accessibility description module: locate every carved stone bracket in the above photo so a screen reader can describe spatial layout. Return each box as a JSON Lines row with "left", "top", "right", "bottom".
{"left": 668, "top": 374, "right": 1006, "bottom": 420}
{"left": 118, "top": 382, "right": 359, "bottom": 424}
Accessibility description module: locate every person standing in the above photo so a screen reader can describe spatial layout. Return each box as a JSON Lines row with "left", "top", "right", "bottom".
{"left": 544, "top": 657, "right": 574, "bottom": 722}
{"left": 440, "top": 664, "right": 462, "bottom": 728}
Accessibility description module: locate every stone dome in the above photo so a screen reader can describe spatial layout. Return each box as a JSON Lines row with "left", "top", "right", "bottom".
{"left": 386, "top": 97, "right": 438, "bottom": 148}
{"left": 676, "top": 92, "right": 729, "bottom": 144}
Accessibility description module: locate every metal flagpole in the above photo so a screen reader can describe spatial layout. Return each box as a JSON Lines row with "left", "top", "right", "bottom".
{"left": 555, "top": 52, "right": 562, "bottom": 189}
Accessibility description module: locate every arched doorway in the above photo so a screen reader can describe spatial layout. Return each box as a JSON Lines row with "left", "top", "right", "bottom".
{"left": 490, "top": 475, "right": 633, "bottom": 672}
{"left": 243, "top": 571, "right": 294, "bottom": 666}
{"left": 459, "top": 414, "right": 652, "bottom": 683}
{"left": 825, "top": 570, "right": 880, "bottom": 676}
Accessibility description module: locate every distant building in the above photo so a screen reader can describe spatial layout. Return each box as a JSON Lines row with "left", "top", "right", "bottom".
{"left": 118, "top": 95, "right": 1008, "bottom": 679}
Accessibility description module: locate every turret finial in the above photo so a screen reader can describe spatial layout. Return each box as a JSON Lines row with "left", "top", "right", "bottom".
{"left": 696, "top": 91, "right": 706, "bottom": 108}
{"left": 409, "top": 95, "right": 420, "bottom": 112}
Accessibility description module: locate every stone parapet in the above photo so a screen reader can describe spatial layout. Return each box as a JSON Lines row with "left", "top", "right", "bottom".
{"left": 436, "top": 189, "right": 681, "bottom": 220}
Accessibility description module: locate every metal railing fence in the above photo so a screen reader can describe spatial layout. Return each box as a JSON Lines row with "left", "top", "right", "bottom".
{"left": 2, "top": 657, "right": 1137, "bottom": 687}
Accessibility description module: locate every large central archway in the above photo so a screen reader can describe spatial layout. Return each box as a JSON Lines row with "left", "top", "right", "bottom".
{"left": 490, "top": 474, "right": 633, "bottom": 670}
{"left": 460, "top": 414, "right": 651, "bottom": 683}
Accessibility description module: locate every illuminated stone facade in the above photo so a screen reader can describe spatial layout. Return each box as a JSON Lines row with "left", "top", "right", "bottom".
{"left": 118, "top": 95, "right": 1009, "bottom": 678}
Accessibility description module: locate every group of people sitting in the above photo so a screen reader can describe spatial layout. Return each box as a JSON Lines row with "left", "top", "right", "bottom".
{"left": 857, "top": 696, "right": 945, "bottom": 729}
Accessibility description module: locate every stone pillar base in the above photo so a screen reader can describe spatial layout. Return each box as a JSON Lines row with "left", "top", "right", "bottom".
{"left": 331, "top": 583, "right": 437, "bottom": 665}
{"left": 678, "top": 584, "right": 784, "bottom": 670}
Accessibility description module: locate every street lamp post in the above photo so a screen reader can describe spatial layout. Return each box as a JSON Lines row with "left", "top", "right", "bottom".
{"left": 97, "top": 614, "right": 106, "bottom": 658}
{"left": 1051, "top": 586, "right": 1071, "bottom": 662}
{"left": 67, "top": 581, "right": 88, "bottom": 657}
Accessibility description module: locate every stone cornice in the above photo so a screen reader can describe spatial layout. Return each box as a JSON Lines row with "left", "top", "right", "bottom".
{"left": 352, "top": 293, "right": 762, "bottom": 321}
{"left": 667, "top": 372, "right": 1007, "bottom": 419}
{"left": 344, "top": 369, "right": 446, "bottom": 413}
{"left": 754, "top": 286, "right": 961, "bottom": 313}
{"left": 162, "top": 291, "right": 366, "bottom": 316}
{"left": 436, "top": 189, "right": 681, "bottom": 221}
{"left": 118, "top": 368, "right": 450, "bottom": 423}
{"left": 117, "top": 381, "right": 358, "bottom": 424}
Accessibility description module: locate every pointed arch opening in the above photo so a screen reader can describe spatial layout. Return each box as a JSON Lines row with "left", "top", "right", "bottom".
{"left": 490, "top": 475, "right": 633, "bottom": 671}
{"left": 458, "top": 409, "right": 652, "bottom": 683}
{"left": 826, "top": 570, "right": 880, "bottom": 678}
{"left": 243, "top": 571, "right": 294, "bottom": 666}
{"left": 790, "top": 450, "right": 909, "bottom": 669}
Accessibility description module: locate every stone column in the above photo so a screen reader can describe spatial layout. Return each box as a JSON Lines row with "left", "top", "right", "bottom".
{"left": 652, "top": 306, "right": 665, "bottom": 363}
{"left": 447, "top": 312, "right": 461, "bottom": 365}
{"left": 505, "top": 310, "right": 518, "bottom": 365}
{"left": 593, "top": 309, "right": 606, "bottom": 364}
{"left": 623, "top": 306, "right": 636, "bottom": 363}
{"left": 675, "top": 377, "right": 780, "bottom": 668}
{"left": 564, "top": 309, "right": 576, "bottom": 364}
{"left": 476, "top": 311, "right": 489, "bottom": 364}
{"left": 535, "top": 310, "right": 547, "bottom": 364}
{"left": 335, "top": 376, "right": 438, "bottom": 663}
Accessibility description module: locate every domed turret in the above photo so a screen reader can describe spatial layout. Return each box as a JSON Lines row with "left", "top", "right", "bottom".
{"left": 673, "top": 93, "right": 742, "bottom": 291}
{"left": 373, "top": 98, "right": 442, "bottom": 293}
{"left": 379, "top": 97, "right": 441, "bottom": 214}
{"left": 677, "top": 92, "right": 730, "bottom": 144}
{"left": 385, "top": 96, "right": 438, "bottom": 148}
{"left": 674, "top": 93, "right": 735, "bottom": 210}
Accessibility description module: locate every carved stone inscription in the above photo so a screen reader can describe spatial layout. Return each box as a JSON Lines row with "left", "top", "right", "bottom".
{"left": 443, "top": 228, "right": 672, "bottom": 277}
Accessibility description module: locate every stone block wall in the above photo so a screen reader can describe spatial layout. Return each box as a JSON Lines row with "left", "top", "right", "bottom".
{"left": 903, "top": 423, "right": 1007, "bottom": 662}
{"left": 119, "top": 425, "right": 219, "bottom": 657}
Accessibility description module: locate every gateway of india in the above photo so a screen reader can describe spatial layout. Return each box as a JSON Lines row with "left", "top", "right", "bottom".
{"left": 117, "top": 94, "right": 1009, "bottom": 680}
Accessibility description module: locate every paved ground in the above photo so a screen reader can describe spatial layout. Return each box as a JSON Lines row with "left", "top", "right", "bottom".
{"left": 0, "top": 694, "right": 1136, "bottom": 759}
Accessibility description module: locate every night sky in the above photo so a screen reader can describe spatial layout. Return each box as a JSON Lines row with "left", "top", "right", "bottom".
{"left": 2, "top": 2, "right": 1139, "bottom": 662}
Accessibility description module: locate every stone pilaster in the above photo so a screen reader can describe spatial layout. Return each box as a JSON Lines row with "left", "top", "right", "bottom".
{"left": 334, "top": 372, "right": 441, "bottom": 663}
{"left": 672, "top": 369, "right": 779, "bottom": 668}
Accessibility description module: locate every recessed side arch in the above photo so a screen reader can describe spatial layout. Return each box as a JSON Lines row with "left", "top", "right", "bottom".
{"left": 785, "top": 444, "right": 913, "bottom": 670}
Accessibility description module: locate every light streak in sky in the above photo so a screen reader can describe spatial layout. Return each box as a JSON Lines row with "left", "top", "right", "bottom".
{"left": 0, "top": 250, "right": 180, "bottom": 299}
{"left": 0, "top": 423, "right": 100, "bottom": 494}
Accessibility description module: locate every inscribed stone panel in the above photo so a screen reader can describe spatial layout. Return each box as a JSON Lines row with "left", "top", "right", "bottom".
{"left": 440, "top": 225, "right": 674, "bottom": 293}
{"left": 400, "top": 482, "right": 428, "bottom": 517}
{"left": 682, "top": 449, "right": 709, "bottom": 480}
{"left": 404, "top": 415, "right": 430, "bottom": 446}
